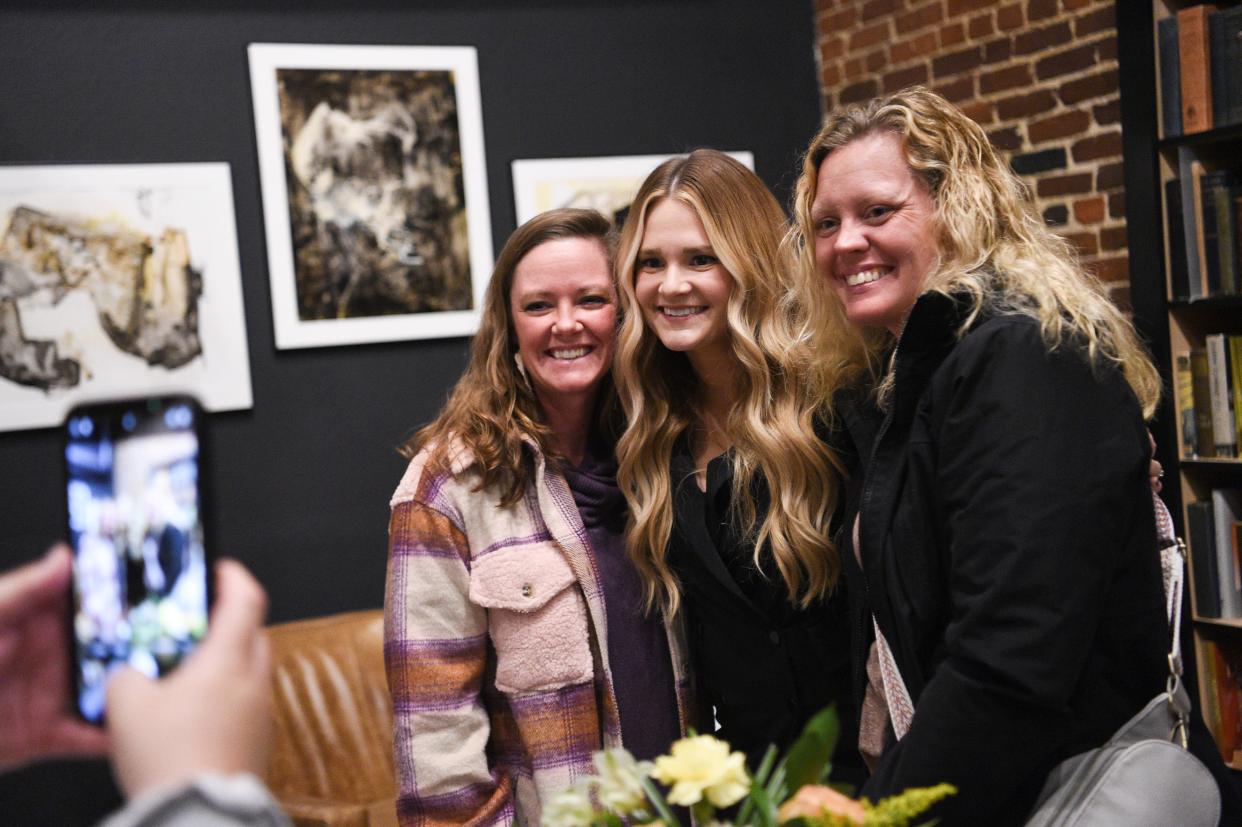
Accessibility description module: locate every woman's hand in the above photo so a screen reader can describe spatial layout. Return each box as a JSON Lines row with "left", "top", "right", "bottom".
{"left": 0, "top": 545, "right": 110, "bottom": 770}
{"left": 107, "top": 559, "right": 272, "bottom": 799}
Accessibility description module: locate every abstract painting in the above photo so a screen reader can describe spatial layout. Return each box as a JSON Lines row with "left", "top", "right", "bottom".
{"left": 0, "top": 163, "right": 252, "bottom": 433}
{"left": 511, "top": 151, "right": 755, "bottom": 227}
{"left": 249, "top": 44, "right": 493, "bottom": 348}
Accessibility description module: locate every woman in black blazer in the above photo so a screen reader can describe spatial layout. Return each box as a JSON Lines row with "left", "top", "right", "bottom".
{"left": 611, "top": 150, "right": 860, "bottom": 778}
{"left": 788, "top": 86, "right": 1238, "bottom": 825}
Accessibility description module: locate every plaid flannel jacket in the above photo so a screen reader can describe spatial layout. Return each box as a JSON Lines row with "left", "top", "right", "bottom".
{"left": 384, "top": 440, "right": 695, "bottom": 827}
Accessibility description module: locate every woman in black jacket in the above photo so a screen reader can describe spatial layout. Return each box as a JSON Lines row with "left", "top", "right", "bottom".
{"left": 612, "top": 150, "right": 860, "bottom": 778}
{"left": 789, "top": 87, "right": 1238, "bottom": 825}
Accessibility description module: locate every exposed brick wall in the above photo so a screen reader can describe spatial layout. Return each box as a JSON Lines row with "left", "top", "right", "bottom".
{"left": 812, "top": 0, "right": 1130, "bottom": 308}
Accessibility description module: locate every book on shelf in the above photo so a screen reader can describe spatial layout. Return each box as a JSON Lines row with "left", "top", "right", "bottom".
{"left": 1200, "top": 637, "right": 1242, "bottom": 764}
{"left": 1231, "top": 337, "right": 1242, "bottom": 450}
{"left": 1152, "top": 14, "right": 1182, "bottom": 136}
{"left": 1187, "top": 491, "right": 1242, "bottom": 619}
{"left": 1202, "top": 170, "right": 1225, "bottom": 295}
{"left": 1193, "top": 161, "right": 1212, "bottom": 296}
{"left": 1212, "top": 490, "right": 1242, "bottom": 616}
{"left": 1159, "top": 15, "right": 1183, "bottom": 138}
{"left": 1191, "top": 347, "right": 1217, "bottom": 457}
{"left": 1166, "top": 161, "right": 1242, "bottom": 300}
{"left": 1217, "top": 179, "right": 1241, "bottom": 294}
{"left": 1175, "top": 339, "right": 1242, "bottom": 459}
{"left": 1170, "top": 4, "right": 1242, "bottom": 134}
{"left": 1210, "top": 5, "right": 1242, "bottom": 129}
{"left": 1167, "top": 179, "right": 1192, "bottom": 300}
{"left": 1237, "top": 193, "right": 1242, "bottom": 292}
{"left": 1201, "top": 170, "right": 1240, "bottom": 296}
{"left": 1178, "top": 353, "right": 1200, "bottom": 456}
{"left": 1207, "top": 334, "right": 1238, "bottom": 457}
{"left": 1180, "top": 4, "right": 1218, "bottom": 134}
{"left": 1191, "top": 501, "right": 1223, "bottom": 618}
{"left": 1202, "top": 636, "right": 1224, "bottom": 752}
{"left": 1179, "top": 150, "right": 1204, "bottom": 297}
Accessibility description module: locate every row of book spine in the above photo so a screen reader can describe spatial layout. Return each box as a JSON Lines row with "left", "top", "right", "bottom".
{"left": 1159, "top": 4, "right": 1242, "bottom": 137}
{"left": 1175, "top": 334, "right": 1242, "bottom": 459}
{"left": 1165, "top": 166, "right": 1241, "bottom": 300}
{"left": 1198, "top": 637, "right": 1242, "bottom": 765}
{"left": 1189, "top": 489, "right": 1242, "bottom": 619}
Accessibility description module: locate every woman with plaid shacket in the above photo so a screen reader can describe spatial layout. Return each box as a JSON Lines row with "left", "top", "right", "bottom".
{"left": 384, "top": 209, "right": 698, "bottom": 827}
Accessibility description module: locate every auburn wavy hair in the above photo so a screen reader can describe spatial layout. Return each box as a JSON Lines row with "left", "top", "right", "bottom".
{"left": 401, "top": 208, "right": 617, "bottom": 504}
{"left": 614, "top": 149, "right": 844, "bottom": 616}
{"left": 789, "top": 86, "right": 1160, "bottom": 416}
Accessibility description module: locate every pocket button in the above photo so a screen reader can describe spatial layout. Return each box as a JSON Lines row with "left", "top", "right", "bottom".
{"left": 521, "top": 583, "right": 533, "bottom": 597}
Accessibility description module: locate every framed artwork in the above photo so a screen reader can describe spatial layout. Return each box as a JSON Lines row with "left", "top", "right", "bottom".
{"left": 248, "top": 43, "right": 493, "bottom": 349}
{"left": 511, "top": 151, "right": 755, "bottom": 226}
{"left": 0, "top": 163, "right": 253, "bottom": 433}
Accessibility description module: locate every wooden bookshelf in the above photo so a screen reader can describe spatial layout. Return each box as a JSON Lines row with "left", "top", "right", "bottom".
{"left": 1120, "top": 0, "right": 1242, "bottom": 771}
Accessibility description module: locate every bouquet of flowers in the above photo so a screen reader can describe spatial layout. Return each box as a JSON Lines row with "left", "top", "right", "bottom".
{"left": 543, "top": 707, "right": 953, "bottom": 827}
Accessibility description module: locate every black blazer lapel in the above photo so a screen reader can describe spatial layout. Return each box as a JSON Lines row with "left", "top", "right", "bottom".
{"left": 669, "top": 455, "right": 766, "bottom": 619}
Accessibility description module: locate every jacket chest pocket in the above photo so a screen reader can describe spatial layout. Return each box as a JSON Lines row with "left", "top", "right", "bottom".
{"left": 469, "top": 542, "right": 594, "bottom": 694}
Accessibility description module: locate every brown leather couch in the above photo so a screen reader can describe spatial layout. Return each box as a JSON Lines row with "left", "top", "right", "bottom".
{"left": 265, "top": 609, "right": 397, "bottom": 827}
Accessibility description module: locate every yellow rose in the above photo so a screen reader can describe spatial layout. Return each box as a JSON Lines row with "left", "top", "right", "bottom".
{"left": 651, "top": 734, "right": 750, "bottom": 808}
{"left": 777, "top": 784, "right": 865, "bottom": 825}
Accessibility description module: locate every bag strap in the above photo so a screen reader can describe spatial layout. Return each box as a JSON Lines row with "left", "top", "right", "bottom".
{"left": 874, "top": 491, "right": 1190, "bottom": 746}
{"left": 873, "top": 617, "right": 914, "bottom": 739}
{"left": 1152, "top": 492, "right": 1191, "bottom": 748}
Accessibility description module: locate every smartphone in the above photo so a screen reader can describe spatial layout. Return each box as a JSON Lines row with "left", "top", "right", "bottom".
{"left": 63, "top": 395, "right": 211, "bottom": 723}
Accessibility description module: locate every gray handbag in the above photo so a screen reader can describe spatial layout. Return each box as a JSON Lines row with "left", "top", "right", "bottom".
{"left": 1024, "top": 495, "right": 1221, "bottom": 826}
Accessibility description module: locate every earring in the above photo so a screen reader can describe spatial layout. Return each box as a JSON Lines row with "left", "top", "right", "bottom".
{"left": 514, "top": 352, "right": 531, "bottom": 388}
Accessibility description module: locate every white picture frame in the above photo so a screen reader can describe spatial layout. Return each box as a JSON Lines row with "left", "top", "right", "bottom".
{"left": 511, "top": 151, "right": 755, "bottom": 226}
{"left": 0, "top": 162, "right": 253, "bottom": 433}
{"left": 248, "top": 43, "right": 493, "bottom": 349}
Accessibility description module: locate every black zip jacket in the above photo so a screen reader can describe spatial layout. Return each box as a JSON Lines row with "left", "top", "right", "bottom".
{"left": 837, "top": 291, "right": 1238, "bottom": 825}
{"left": 667, "top": 442, "right": 863, "bottom": 783}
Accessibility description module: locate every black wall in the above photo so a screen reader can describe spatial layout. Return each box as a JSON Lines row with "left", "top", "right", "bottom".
{"left": 0, "top": 1, "right": 820, "bottom": 822}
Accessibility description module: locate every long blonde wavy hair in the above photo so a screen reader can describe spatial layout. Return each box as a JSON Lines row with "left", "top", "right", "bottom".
{"left": 402, "top": 208, "right": 617, "bottom": 505}
{"left": 789, "top": 86, "right": 1160, "bottom": 417}
{"left": 614, "top": 149, "right": 844, "bottom": 616}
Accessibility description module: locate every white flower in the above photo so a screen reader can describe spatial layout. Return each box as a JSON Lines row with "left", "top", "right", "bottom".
{"left": 541, "top": 784, "right": 595, "bottom": 827}
{"left": 651, "top": 734, "right": 750, "bottom": 808}
{"left": 591, "top": 748, "right": 653, "bottom": 814}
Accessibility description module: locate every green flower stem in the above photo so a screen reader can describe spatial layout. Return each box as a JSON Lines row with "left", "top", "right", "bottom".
{"left": 752, "top": 745, "right": 779, "bottom": 787}
{"left": 763, "top": 763, "right": 788, "bottom": 821}
{"left": 638, "top": 777, "right": 681, "bottom": 827}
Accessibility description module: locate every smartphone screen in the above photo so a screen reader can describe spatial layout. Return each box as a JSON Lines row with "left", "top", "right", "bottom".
{"left": 64, "top": 396, "right": 210, "bottom": 723}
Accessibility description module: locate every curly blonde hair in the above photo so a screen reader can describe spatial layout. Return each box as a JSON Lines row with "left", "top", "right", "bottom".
{"left": 614, "top": 149, "right": 844, "bottom": 615}
{"left": 402, "top": 208, "right": 617, "bottom": 504}
{"left": 789, "top": 86, "right": 1160, "bottom": 417}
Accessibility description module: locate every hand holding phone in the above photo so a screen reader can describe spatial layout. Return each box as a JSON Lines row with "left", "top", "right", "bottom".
{"left": 0, "top": 545, "right": 109, "bottom": 770}
{"left": 64, "top": 396, "right": 212, "bottom": 723}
